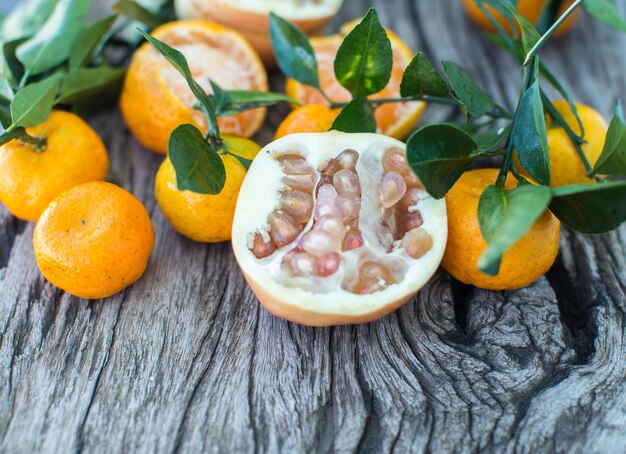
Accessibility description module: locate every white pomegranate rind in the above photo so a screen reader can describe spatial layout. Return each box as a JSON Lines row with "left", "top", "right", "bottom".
{"left": 232, "top": 132, "right": 448, "bottom": 326}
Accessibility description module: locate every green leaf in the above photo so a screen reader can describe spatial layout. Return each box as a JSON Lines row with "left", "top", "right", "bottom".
{"left": 584, "top": 0, "right": 626, "bottom": 33}
{"left": 592, "top": 111, "right": 626, "bottom": 176}
{"left": 331, "top": 98, "right": 376, "bottom": 134}
{"left": 400, "top": 52, "right": 449, "bottom": 98}
{"left": 472, "top": 123, "right": 512, "bottom": 153}
{"left": 511, "top": 79, "right": 550, "bottom": 185}
{"left": 2, "top": 38, "right": 27, "bottom": 86}
{"left": 441, "top": 61, "right": 495, "bottom": 118}
{"left": 550, "top": 182, "right": 626, "bottom": 234}
{"left": 217, "top": 90, "right": 299, "bottom": 117}
{"left": 10, "top": 73, "right": 62, "bottom": 128}
{"left": 0, "top": 76, "right": 13, "bottom": 102}
{"left": 0, "top": 0, "right": 57, "bottom": 41}
{"left": 334, "top": 8, "right": 393, "bottom": 98}
{"left": 0, "top": 99, "right": 11, "bottom": 128}
{"left": 16, "top": 0, "right": 90, "bottom": 75}
{"left": 539, "top": 64, "right": 584, "bottom": 137}
{"left": 406, "top": 124, "right": 477, "bottom": 199}
{"left": 69, "top": 15, "right": 117, "bottom": 69}
{"left": 498, "top": 0, "right": 541, "bottom": 53}
{"left": 58, "top": 66, "right": 126, "bottom": 104}
{"left": 113, "top": 0, "right": 162, "bottom": 28}
{"left": 269, "top": 12, "right": 320, "bottom": 89}
{"left": 140, "top": 30, "right": 220, "bottom": 138}
{"left": 168, "top": 124, "right": 226, "bottom": 194}
{"left": 477, "top": 184, "right": 552, "bottom": 275}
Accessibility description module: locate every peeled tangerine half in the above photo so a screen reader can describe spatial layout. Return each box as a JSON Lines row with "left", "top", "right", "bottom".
{"left": 232, "top": 132, "right": 448, "bottom": 326}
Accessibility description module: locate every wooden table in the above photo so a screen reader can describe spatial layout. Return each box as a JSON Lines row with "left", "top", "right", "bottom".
{"left": 1, "top": 1, "right": 625, "bottom": 452}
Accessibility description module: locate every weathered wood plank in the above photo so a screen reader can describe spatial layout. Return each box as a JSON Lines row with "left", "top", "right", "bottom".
{"left": 1, "top": 1, "right": 625, "bottom": 453}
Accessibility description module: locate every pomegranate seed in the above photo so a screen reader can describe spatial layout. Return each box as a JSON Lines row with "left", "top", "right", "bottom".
{"left": 316, "top": 215, "right": 344, "bottom": 237}
{"left": 336, "top": 149, "right": 359, "bottom": 170}
{"left": 359, "top": 261, "right": 395, "bottom": 285}
{"left": 379, "top": 171, "right": 407, "bottom": 208}
{"left": 336, "top": 195, "right": 361, "bottom": 223}
{"left": 399, "top": 187, "right": 420, "bottom": 209}
{"left": 278, "top": 155, "right": 310, "bottom": 175}
{"left": 317, "top": 252, "right": 341, "bottom": 277}
{"left": 353, "top": 278, "right": 387, "bottom": 295}
{"left": 333, "top": 169, "right": 361, "bottom": 197}
{"left": 250, "top": 232, "right": 276, "bottom": 259}
{"left": 283, "top": 168, "right": 317, "bottom": 193}
{"left": 300, "top": 228, "right": 342, "bottom": 257}
{"left": 320, "top": 158, "right": 342, "bottom": 175}
{"left": 404, "top": 211, "right": 423, "bottom": 230}
{"left": 402, "top": 169, "right": 422, "bottom": 189}
{"left": 280, "top": 190, "right": 314, "bottom": 224}
{"left": 292, "top": 252, "right": 318, "bottom": 277}
{"left": 268, "top": 210, "right": 303, "bottom": 247}
{"left": 402, "top": 228, "right": 433, "bottom": 259}
{"left": 382, "top": 147, "right": 408, "bottom": 174}
{"left": 342, "top": 226, "right": 364, "bottom": 251}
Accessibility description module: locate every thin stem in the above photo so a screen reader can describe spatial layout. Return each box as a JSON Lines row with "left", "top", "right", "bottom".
{"left": 496, "top": 64, "right": 535, "bottom": 187}
{"left": 330, "top": 95, "right": 513, "bottom": 119}
{"left": 17, "top": 70, "right": 31, "bottom": 90}
{"left": 0, "top": 126, "right": 46, "bottom": 150}
{"left": 523, "top": 0, "right": 584, "bottom": 66}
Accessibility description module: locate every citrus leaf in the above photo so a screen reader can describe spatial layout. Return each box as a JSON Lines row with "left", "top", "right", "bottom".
{"left": 58, "top": 66, "right": 126, "bottom": 104}
{"left": 331, "top": 98, "right": 376, "bottom": 134}
{"left": 584, "top": 0, "right": 626, "bottom": 33}
{"left": 441, "top": 61, "right": 495, "bottom": 119}
{"left": 10, "top": 73, "right": 62, "bottom": 128}
{"left": 0, "top": 76, "right": 13, "bottom": 102}
{"left": 2, "top": 38, "right": 27, "bottom": 86}
{"left": 592, "top": 110, "right": 626, "bottom": 176}
{"left": 472, "top": 123, "right": 512, "bottom": 153}
{"left": 168, "top": 124, "right": 226, "bottom": 195}
{"left": 478, "top": 184, "right": 552, "bottom": 275}
{"left": 140, "top": 30, "right": 219, "bottom": 138}
{"left": 334, "top": 8, "right": 392, "bottom": 98}
{"left": 217, "top": 90, "right": 299, "bottom": 117}
{"left": 550, "top": 182, "right": 626, "bottom": 234}
{"left": 0, "top": 0, "right": 57, "bottom": 41}
{"left": 16, "top": 0, "right": 90, "bottom": 75}
{"left": 400, "top": 52, "right": 449, "bottom": 98}
{"left": 497, "top": 0, "right": 541, "bottom": 53}
{"left": 113, "top": 0, "right": 162, "bottom": 27}
{"left": 269, "top": 12, "right": 320, "bottom": 89}
{"left": 69, "top": 15, "right": 117, "bottom": 69}
{"left": 511, "top": 78, "right": 550, "bottom": 185}
{"left": 406, "top": 124, "right": 477, "bottom": 199}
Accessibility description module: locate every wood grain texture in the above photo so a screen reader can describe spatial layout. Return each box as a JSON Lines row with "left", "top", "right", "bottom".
{"left": 1, "top": 1, "right": 626, "bottom": 452}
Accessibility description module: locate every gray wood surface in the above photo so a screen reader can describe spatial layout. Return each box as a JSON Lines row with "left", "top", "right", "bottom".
{"left": 2, "top": 1, "right": 626, "bottom": 453}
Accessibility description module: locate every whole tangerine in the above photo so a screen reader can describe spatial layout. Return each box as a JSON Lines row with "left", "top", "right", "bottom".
{"left": 33, "top": 181, "right": 155, "bottom": 299}
{"left": 155, "top": 135, "right": 261, "bottom": 242}
{"left": 442, "top": 168, "right": 560, "bottom": 290}
{"left": 0, "top": 110, "right": 109, "bottom": 222}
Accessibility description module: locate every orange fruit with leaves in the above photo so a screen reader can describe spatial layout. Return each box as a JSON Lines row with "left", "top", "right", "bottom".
{"left": 155, "top": 135, "right": 261, "bottom": 242}
{"left": 285, "top": 21, "right": 425, "bottom": 140}
{"left": 120, "top": 20, "right": 268, "bottom": 154}
{"left": 442, "top": 168, "right": 560, "bottom": 290}
{"left": 33, "top": 181, "right": 154, "bottom": 299}
{"left": 0, "top": 110, "right": 109, "bottom": 222}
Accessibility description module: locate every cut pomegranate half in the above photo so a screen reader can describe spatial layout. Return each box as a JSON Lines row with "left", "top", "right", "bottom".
{"left": 232, "top": 132, "right": 447, "bottom": 326}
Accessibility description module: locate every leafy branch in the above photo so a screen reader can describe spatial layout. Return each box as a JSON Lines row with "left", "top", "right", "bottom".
{"left": 269, "top": 2, "right": 626, "bottom": 276}
{"left": 139, "top": 32, "right": 299, "bottom": 194}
